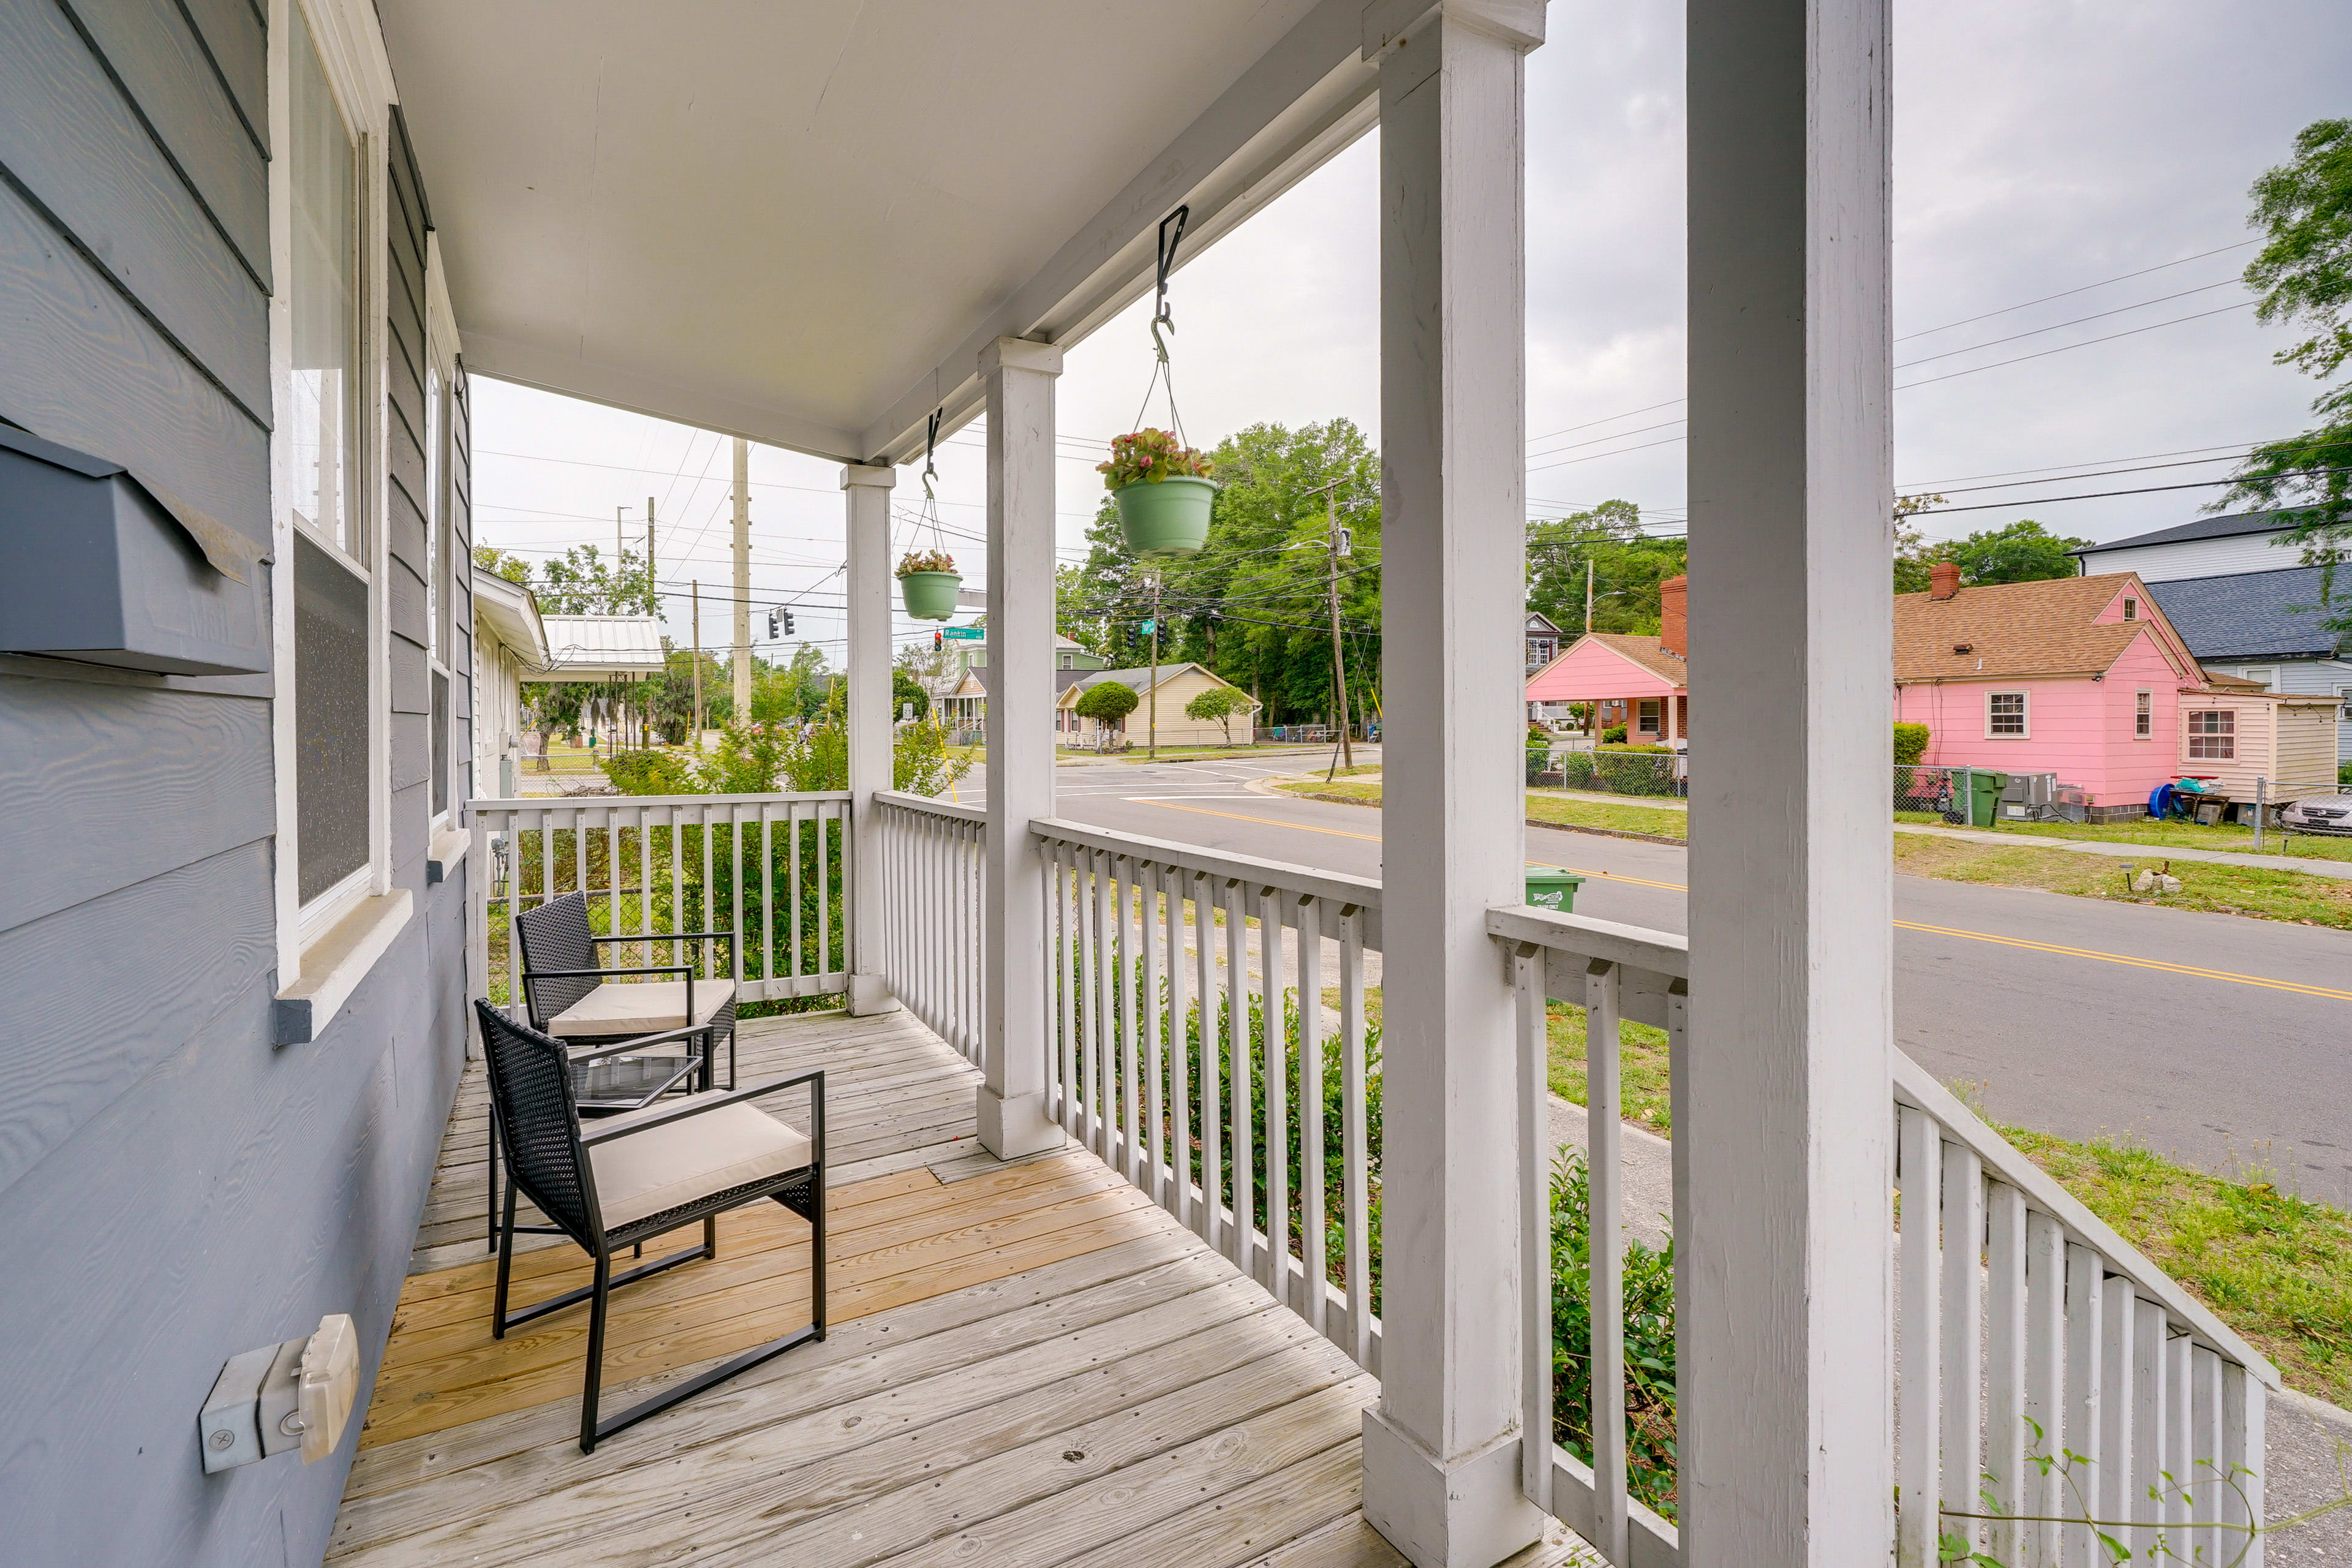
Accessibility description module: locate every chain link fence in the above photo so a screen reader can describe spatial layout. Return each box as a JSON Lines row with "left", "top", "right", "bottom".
{"left": 1894, "top": 764, "right": 1967, "bottom": 823}
{"left": 1547, "top": 745, "right": 1684, "bottom": 798}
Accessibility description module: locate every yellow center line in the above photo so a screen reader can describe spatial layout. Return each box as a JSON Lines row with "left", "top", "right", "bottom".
{"left": 1130, "top": 797, "right": 2352, "bottom": 1002}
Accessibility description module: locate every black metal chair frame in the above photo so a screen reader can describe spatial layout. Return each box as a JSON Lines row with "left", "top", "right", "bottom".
{"left": 473, "top": 1000, "right": 825, "bottom": 1454}
{"left": 493, "top": 891, "right": 742, "bottom": 1250}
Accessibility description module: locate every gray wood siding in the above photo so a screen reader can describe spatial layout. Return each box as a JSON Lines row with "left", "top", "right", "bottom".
{"left": 0, "top": 12, "right": 473, "bottom": 1565}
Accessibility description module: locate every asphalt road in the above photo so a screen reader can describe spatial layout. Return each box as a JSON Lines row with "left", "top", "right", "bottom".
{"left": 957, "top": 749, "right": 2352, "bottom": 1196}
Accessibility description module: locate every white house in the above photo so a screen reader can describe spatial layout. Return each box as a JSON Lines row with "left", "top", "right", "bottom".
{"left": 470, "top": 567, "right": 549, "bottom": 796}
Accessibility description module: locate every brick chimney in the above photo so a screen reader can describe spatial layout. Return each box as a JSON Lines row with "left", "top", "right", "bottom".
{"left": 1929, "top": 560, "right": 1961, "bottom": 601}
{"left": 1658, "top": 575, "right": 1687, "bottom": 658}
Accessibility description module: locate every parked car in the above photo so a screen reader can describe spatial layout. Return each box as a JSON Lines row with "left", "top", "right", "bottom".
{"left": 2278, "top": 794, "right": 2352, "bottom": 834}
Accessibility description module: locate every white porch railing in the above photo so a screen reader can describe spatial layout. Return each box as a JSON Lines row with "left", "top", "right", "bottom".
{"left": 1030, "top": 816, "right": 1385, "bottom": 1377}
{"left": 872, "top": 791, "right": 986, "bottom": 1062}
{"left": 1491, "top": 902, "right": 2282, "bottom": 1568}
{"left": 467, "top": 793, "right": 853, "bottom": 1020}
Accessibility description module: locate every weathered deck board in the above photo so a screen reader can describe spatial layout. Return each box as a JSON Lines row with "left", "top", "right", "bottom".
{"left": 339, "top": 1007, "right": 1591, "bottom": 1568}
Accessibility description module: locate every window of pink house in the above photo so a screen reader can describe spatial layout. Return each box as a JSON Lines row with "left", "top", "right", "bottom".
{"left": 2135, "top": 690, "right": 2151, "bottom": 739}
{"left": 2187, "top": 709, "right": 2234, "bottom": 760}
{"left": 2122, "top": 597, "right": 2138, "bottom": 621}
{"left": 1988, "top": 691, "right": 2027, "bottom": 736}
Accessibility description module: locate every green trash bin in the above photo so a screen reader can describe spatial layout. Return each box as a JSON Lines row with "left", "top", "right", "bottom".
{"left": 1525, "top": 867, "right": 1585, "bottom": 912}
{"left": 1967, "top": 769, "right": 2008, "bottom": 827}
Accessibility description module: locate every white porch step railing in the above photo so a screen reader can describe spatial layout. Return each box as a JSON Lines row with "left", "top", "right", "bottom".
{"left": 1030, "top": 816, "right": 1385, "bottom": 1377}
{"left": 467, "top": 793, "right": 853, "bottom": 1021}
{"left": 872, "top": 791, "right": 986, "bottom": 1063}
{"left": 1491, "top": 902, "right": 2281, "bottom": 1568}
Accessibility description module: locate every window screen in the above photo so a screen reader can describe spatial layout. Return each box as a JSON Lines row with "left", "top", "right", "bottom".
{"left": 431, "top": 669, "right": 450, "bottom": 816}
{"left": 1988, "top": 692, "right": 2026, "bottom": 735}
{"left": 296, "top": 532, "right": 370, "bottom": 902}
{"left": 2135, "top": 690, "right": 2152, "bottom": 739}
{"left": 2187, "top": 709, "right": 2234, "bottom": 760}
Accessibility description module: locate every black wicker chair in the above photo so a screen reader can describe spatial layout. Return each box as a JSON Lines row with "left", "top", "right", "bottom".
{"left": 472, "top": 1000, "right": 824, "bottom": 1453}
{"left": 514, "top": 889, "right": 740, "bottom": 1096}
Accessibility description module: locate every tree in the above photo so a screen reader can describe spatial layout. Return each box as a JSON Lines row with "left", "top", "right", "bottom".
{"left": 1932, "top": 519, "right": 2090, "bottom": 587}
{"left": 1526, "top": 501, "right": 1686, "bottom": 635}
{"left": 1890, "top": 493, "right": 1947, "bottom": 594}
{"left": 1184, "top": 683, "right": 1248, "bottom": 746}
{"left": 2224, "top": 118, "right": 2352, "bottom": 635}
{"left": 1074, "top": 680, "right": 1139, "bottom": 732}
{"left": 472, "top": 544, "right": 533, "bottom": 586}
{"left": 534, "top": 542, "right": 656, "bottom": 616}
{"left": 892, "top": 668, "right": 930, "bottom": 722}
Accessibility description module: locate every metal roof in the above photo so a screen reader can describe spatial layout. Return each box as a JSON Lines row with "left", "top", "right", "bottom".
{"left": 538, "top": 615, "right": 665, "bottom": 680}
{"left": 2143, "top": 567, "right": 2348, "bottom": 662}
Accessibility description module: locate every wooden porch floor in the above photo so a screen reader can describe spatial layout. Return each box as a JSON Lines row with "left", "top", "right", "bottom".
{"left": 339, "top": 1009, "right": 1575, "bottom": 1568}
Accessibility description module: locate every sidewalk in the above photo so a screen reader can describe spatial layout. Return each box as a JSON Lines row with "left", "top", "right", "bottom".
{"left": 1893, "top": 821, "right": 2352, "bottom": 880}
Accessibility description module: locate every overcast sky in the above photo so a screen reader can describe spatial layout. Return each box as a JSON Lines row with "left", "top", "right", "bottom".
{"left": 472, "top": 0, "right": 2351, "bottom": 660}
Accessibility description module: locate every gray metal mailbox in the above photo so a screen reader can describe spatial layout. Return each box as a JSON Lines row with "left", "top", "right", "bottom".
{"left": 0, "top": 425, "right": 268, "bottom": 676}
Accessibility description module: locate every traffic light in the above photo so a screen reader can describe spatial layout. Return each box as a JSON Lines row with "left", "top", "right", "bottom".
{"left": 767, "top": 607, "right": 797, "bottom": 639}
{"left": 782, "top": 609, "right": 795, "bottom": 636}
{"left": 767, "top": 609, "right": 779, "bottom": 639}
{"left": 933, "top": 629, "right": 942, "bottom": 649}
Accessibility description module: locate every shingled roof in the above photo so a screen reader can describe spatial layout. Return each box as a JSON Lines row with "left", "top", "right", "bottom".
{"left": 2144, "top": 565, "right": 2346, "bottom": 662}
{"left": 1893, "top": 572, "right": 2192, "bottom": 682}
{"left": 1581, "top": 633, "right": 1688, "bottom": 685}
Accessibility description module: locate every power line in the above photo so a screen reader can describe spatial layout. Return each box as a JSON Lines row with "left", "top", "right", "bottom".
{"left": 1894, "top": 239, "right": 2258, "bottom": 343}
{"left": 1894, "top": 301, "right": 2255, "bottom": 391}
{"left": 1905, "top": 464, "right": 2352, "bottom": 516}
{"left": 1890, "top": 279, "right": 2244, "bottom": 370}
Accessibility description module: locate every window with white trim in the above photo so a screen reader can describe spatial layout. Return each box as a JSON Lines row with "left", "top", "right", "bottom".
{"left": 2187, "top": 709, "right": 2234, "bottom": 760}
{"left": 2135, "top": 689, "right": 2151, "bottom": 739}
{"left": 2122, "top": 597, "right": 2138, "bottom": 621}
{"left": 1987, "top": 690, "right": 2027, "bottom": 736}
{"left": 288, "top": 0, "right": 370, "bottom": 916}
{"left": 1637, "top": 698, "right": 1661, "bottom": 736}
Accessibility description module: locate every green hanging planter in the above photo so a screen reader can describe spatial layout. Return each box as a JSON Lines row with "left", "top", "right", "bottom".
{"left": 899, "top": 570, "right": 961, "bottom": 621}
{"left": 1113, "top": 476, "right": 1215, "bottom": 558}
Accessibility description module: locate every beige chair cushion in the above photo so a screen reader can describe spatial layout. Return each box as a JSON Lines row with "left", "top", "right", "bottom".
{"left": 546, "top": 978, "right": 736, "bottom": 1038}
{"left": 588, "top": 1095, "right": 812, "bottom": 1231}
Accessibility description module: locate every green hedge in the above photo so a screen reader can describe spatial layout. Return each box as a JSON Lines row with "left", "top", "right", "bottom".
{"left": 1592, "top": 744, "right": 1677, "bottom": 797}
{"left": 1893, "top": 722, "right": 1931, "bottom": 769}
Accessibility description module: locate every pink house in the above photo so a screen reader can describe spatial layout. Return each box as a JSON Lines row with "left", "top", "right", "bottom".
{"left": 1526, "top": 565, "right": 2294, "bottom": 821}
{"left": 1893, "top": 565, "right": 2258, "bottom": 820}
{"left": 1523, "top": 575, "right": 1691, "bottom": 741}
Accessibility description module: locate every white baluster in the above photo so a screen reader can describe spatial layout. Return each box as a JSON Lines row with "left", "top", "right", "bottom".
{"left": 2062, "top": 1244, "right": 2103, "bottom": 1568}
{"left": 1586, "top": 960, "right": 1627, "bottom": 1566}
{"left": 1896, "top": 1106, "right": 1942, "bottom": 1568}
{"left": 1987, "top": 1182, "right": 2029, "bottom": 1565}
{"left": 1513, "top": 942, "right": 1551, "bottom": 1515}
{"left": 1940, "top": 1145, "right": 1986, "bottom": 1559}
{"left": 1296, "top": 893, "right": 1325, "bottom": 1335}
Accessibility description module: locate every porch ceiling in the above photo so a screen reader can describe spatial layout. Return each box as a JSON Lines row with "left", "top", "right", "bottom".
{"left": 380, "top": 1, "right": 1376, "bottom": 464}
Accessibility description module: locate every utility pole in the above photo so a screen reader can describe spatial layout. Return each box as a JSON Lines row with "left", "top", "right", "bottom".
{"left": 1146, "top": 569, "right": 1161, "bottom": 761}
{"left": 617, "top": 505, "right": 627, "bottom": 564}
{"left": 646, "top": 496, "right": 657, "bottom": 611}
{"left": 731, "top": 438, "right": 752, "bottom": 722}
{"left": 1583, "top": 556, "right": 1594, "bottom": 635}
{"left": 1325, "top": 486, "right": 1354, "bottom": 772}
{"left": 690, "top": 579, "right": 704, "bottom": 750}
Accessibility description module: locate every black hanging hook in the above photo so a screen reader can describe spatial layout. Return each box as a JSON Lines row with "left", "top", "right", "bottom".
{"left": 922, "top": 407, "right": 943, "bottom": 502}
{"left": 1150, "top": 205, "right": 1189, "bottom": 364}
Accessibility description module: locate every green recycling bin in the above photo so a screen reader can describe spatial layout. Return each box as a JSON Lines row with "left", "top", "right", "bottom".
{"left": 1967, "top": 769, "right": 2007, "bottom": 827}
{"left": 1525, "top": 867, "right": 1585, "bottom": 912}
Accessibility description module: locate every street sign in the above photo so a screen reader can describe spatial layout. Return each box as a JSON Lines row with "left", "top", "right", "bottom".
{"left": 1139, "top": 619, "right": 1156, "bottom": 635}
{"left": 942, "top": 626, "right": 984, "bottom": 641}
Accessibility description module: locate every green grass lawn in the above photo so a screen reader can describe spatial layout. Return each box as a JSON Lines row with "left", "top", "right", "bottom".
{"left": 1891, "top": 833, "right": 2352, "bottom": 931}
{"left": 1279, "top": 777, "right": 1694, "bottom": 839}
{"left": 1986, "top": 1112, "right": 2352, "bottom": 1405}
{"left": 1981, "top": 814, "right": 2352, "bottom": 864}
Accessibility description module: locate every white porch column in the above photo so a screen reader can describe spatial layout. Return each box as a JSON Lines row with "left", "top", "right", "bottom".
{"left": 1359, "top": 4, "right": 1545, "bottom": 1566}
{"left": 842, "top": 462, "right": 899, "bottom": 1017}
{"left": 1681, "top": 0, "right": 1894, "bottom": 1563}
{"left": 978, "top": 336, "right": 1066, "bottom": 1159}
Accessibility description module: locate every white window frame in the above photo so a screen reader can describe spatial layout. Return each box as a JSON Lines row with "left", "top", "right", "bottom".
{"left": 2242, "top": 666, "right": 2277, "bottom": 692}
{"left": 2134, "top": 688, "right": 2152, "bottom": 740}
{"left": 1637, "top": 697, "right": 1662, "bottom": 736}
{"left": 2121, "top": 596, "right": 2138, "bottom": 622}
{"left": 2186, "top": 707, "right": 2236, "bottom": 761}
{"left": 425, "top": 233, "right": 462, "bottom": 825}
{"left": 1986, "top": 690, "right": 2029, "bottom": 738}
{"left": 270, "top": 0, "right": 399, "bottom": 974}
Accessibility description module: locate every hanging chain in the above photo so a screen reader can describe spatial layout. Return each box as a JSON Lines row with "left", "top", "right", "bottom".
{"left": 914, "top": 406, "right": 949, "bottom": 559}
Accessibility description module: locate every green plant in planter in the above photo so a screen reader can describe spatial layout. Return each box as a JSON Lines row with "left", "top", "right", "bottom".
{"left": 897, "top": 548, "right": 960, "bottom": 621}
{"left": 1099, "top": 429, "right": 1215, "bottom": 557}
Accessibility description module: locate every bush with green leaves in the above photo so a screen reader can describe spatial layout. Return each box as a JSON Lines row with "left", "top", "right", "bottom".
{"left": 1558, "top": 749, "right": 1597, "bottom": 789}
{"left": 1076, "top": 680, "right": 1141, "bottom": 726}
{"left": 1549, "top": 1148, "right": 1678, "bottom": 1518}
{"left": 1894, "top": 722, "right": 1931, "bottom": 769}
{"left": 1184, "top": 683, "right": 1250, "bottom": 745}
{"left": 1602, "top": 724, "right": 1628, "bottom": 744}
{"left": 1593, "top": 744, "right": 1676, "bottom": 796}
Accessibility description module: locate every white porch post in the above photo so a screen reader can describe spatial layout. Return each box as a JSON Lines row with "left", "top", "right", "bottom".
{"left": 843, "top": 462, "right": 899, "bottom": 1016}
{"left": 1681, "top": 0, "right": 1894, "bottom": 1562}
{"left": 1359, "top": 4, "right": 1545, "bottom": 1566}
{"left": 978, "top": 336, "right": 1066, "bottom": 1159}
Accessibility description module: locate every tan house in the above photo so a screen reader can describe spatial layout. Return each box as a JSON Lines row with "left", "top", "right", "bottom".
{"left": 1058, "top": 663, "right": 1261, "bottom": 748}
